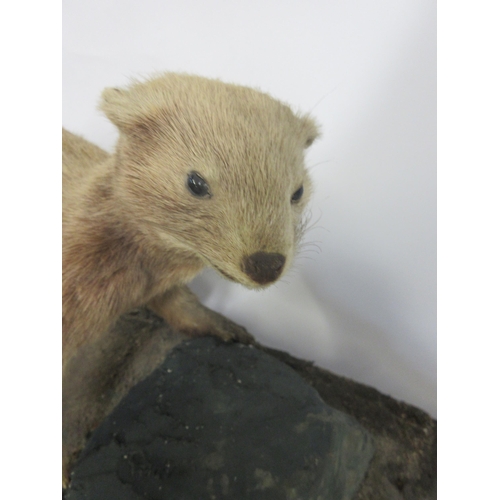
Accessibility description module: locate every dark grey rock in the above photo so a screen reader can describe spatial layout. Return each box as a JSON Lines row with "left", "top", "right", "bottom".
{"left": 261, "top": 348, "right": 437, "bottom": 500}
{"left": 65, "top": 337, "right": 374, "bottom": 500}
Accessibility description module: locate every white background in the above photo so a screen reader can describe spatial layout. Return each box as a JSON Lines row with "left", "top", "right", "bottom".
{"left": 63, "top": 0, "right": 436, "bottom": 416}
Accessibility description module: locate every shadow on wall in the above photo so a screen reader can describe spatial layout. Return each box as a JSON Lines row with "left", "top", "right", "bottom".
{"left": 190, "top": 259, "right": 436, "bottom": 418}
{"left": 312, "top": 294, "right": 436, "bottom": 418}
{"left": 302, "top": 252, "right": 436, "bottom": 418}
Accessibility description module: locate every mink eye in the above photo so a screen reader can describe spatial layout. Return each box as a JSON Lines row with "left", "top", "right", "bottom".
{"left": 291, "top": 185, "right": 304, "bottom": 203}
{"left": 187, "top": 172, "right": 211, "bottom": 198}
{"left": 305, "top": 136, "right": 314, "bottom": 148}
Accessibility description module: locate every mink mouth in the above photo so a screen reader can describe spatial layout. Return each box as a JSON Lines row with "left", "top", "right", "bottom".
{"left": 212, "top": 264, "right": 238, "bottom": 283}
{"left": 211, "top": 263, "right": 277, "bottom": 290}
{"left": 193, "top": 249, "right": 240, "bottom": 284}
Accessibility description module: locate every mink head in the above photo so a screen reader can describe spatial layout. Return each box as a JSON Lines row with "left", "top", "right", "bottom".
{"left": 101, "top": 73, "right": 319, "bottom": 288}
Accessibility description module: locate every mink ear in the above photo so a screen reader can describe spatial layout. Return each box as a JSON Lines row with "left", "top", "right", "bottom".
{"left": 301, "top": 115, "right": 320, "bottom": 149}
{"left": 99, "top": 87, "right": 136, "bottom": 130}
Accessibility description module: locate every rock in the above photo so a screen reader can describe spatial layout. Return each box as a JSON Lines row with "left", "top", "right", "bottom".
{"left": 63, "top": 309, "right": 437, "bottom": 499}
{"left": 262, "top": 348, "right": 437, "bottom": 499}
{"left": 65, "top": 337, "right": 375, "bottom": 500}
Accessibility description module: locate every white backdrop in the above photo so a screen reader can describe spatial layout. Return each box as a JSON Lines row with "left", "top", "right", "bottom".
{"left": 63, "top": 0, "right": 436, "bottom": 416}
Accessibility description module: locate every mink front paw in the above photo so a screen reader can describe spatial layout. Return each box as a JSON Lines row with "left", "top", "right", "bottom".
{"left": 210, "top": 315, "right": 255, "bottom": 345}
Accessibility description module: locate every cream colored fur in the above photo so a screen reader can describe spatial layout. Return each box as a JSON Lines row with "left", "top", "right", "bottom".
{"left": 62, "top": 73, "right": 318, "bottom": 486}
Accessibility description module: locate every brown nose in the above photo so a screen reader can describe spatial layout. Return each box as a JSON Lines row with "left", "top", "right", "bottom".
{"left": 242, "top": 252, "right": 286, "bottom": 285}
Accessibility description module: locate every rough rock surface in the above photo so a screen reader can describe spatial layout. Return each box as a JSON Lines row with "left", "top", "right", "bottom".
{"left": 63, "top": 309, "right": 437, "bottom": 499}
{"left": 261, "top": 348, "right": 437, "bottom": 499}
{"left": 65, "top": 337, "right": 374, "bottom": 500}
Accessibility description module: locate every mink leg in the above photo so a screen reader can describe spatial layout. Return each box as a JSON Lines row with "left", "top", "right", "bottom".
{"left": 147, "top": 285, "right": 255, "bottom": 344}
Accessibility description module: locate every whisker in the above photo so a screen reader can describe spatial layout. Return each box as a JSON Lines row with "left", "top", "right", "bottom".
{"left": 308, "top": 160, "right": 334, "bottom": 171}
{"left": 302, "top": 209, "right": 329, "bottom": 237}
{"left": 298, "top": 242, "right": 322, "bottom": 254}
{"left": 304, "top": 226, "right": 329, "bottom": 237}
{"left": 294, "top": 256, "right": 316, "bottom": 262}
{"left": 308, "top": 85, "right": 339, "bottom": 113}
{"left": 299, "top": 239, "right": 323, "bottom": 247}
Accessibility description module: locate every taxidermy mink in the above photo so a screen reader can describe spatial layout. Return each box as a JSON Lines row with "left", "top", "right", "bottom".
{"left": 62, "top": 73, "right": 319, "bottom": 486}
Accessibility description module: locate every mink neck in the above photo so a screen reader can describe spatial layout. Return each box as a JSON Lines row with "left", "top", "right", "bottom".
{"left": 78, "top": 154, "right": 205, "bottom": 287}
